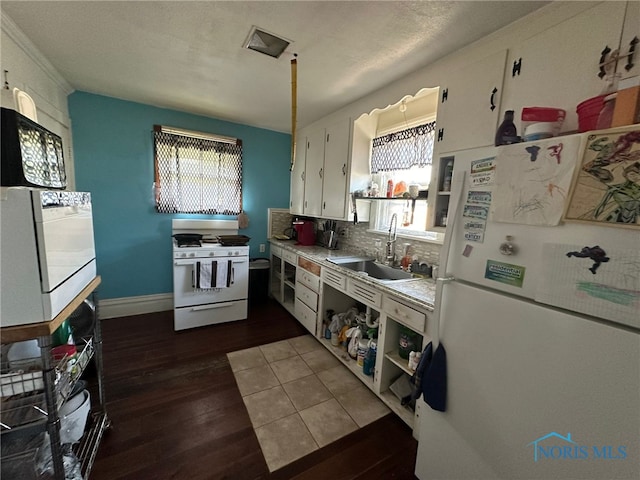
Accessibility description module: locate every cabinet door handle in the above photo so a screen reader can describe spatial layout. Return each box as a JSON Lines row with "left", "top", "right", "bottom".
{"left": 511, "top": 58, "right": 522, "bottom": 77}
{"left": 598, "top": 45, "right": 612, "bottom": 78}
{"left": 342, "top": 163, "right": 346, "bottom": 175}
{"left": 319, "top": 167, "right": 323, "bottom": 178}
{"left": 626, "top": 36, "right": 639, "bottom": 72}
{"left": 489, "top": 87, "right": 498, "bottom": 111}
{"left": 437, "top": 128, "right": 444, "bottom": 142}
{"left": 441, "top": 88, "right": 448, "bottom": 103}
{"left": 323, "top": 201, "right": 326, "bottom": 209}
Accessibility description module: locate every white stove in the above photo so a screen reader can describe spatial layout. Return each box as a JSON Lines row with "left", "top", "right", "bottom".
{"left": 172, "top": 220, "right": 250, "bottom": 331}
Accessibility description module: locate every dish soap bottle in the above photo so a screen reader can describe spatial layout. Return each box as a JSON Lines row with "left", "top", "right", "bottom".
{"left": 495, "top": 110, "right": 517, "bottom": 146}
{"left": 401, "top": 243, "right": 412, "bottom": 271}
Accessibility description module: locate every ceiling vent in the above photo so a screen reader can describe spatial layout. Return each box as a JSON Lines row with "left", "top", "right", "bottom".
{"left": 244, "top": 26, "right": 290, "bottom": 59}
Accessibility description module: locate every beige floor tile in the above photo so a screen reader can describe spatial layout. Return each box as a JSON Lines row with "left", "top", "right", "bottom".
{"left": 335, "top": 383, "right": 391, "bottom": 427}
{"left": 317, "top": 364, "right": 363, "bottom": 396}
{"left": 299, "top": 398, "right": 358, "bottom": 448}
{"left": 242, "top": 385, "right": 296, "bottom": 428}
{"left": 270, "top": 355, "right": 313, "bottom": 384}
{"left": 282, "top": 374, "right": 333, "bottom": 411}
{"left": 289, "top": 335, "right": 323, "bottom": 355}
{"left": 254, "top": 413, "right": 318, "bottom": 472}
{"left": 227, "top": 347, "right": 267, "bottom": 372}
{"left": 234, "top": 364, "right": 279, "bottom": 397}
{"left": 301, "top": 347, "right": 340, "bottom": 373}
{"left": 259, "top": 339, "right": 296, "bottom": 363}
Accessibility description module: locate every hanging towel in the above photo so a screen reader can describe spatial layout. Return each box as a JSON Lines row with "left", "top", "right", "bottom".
{"left": 196, "top": 261, "right": 214, "bottom": 289}
{"left": 423, "top": 342, "right": 447, "bottom": 412}
{"left": 402, "top": 342, "right": 433, "bottom": 406}
{"left": 215, "top": 260, "right": 232, "bottom": 288}
{"left": 195, "top": 260, "right": 232, "bottom": 289}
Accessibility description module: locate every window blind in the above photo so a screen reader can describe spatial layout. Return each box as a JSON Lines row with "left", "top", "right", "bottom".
{"left": 370, "top": 121, "right": 436, "bottom": 173}
{"left": 153, "top": 127, "right": 243, "bottom": 214}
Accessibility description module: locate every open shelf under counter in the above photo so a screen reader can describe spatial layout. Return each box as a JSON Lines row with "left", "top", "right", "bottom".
{"left": 384, "top": 351, "right": 415, "bottom": 377}
{"left": 319, "top": 338, "right": 375, "bottom": 391}
{"left": 379, "top": 389, "right": 415, "bottom": 427}
{"left": 282, "top": 298, "right": 296, "bottom": 317}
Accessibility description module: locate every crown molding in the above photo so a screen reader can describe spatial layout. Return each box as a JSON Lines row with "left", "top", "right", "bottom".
{"left": 1, "top": 12, "right": 74, "bottom": 95}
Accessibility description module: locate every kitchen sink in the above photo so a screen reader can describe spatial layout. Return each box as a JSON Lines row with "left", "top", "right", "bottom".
{"left": 327, "top": 256, "right": 418, "bottom": 282}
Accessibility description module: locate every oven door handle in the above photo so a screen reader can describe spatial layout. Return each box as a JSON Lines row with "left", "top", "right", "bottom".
{"left": 174, "top": 260, "right": 196, "bottom": 266}
{"left": 190, "top": 302, "right": 238, "bottom": 312}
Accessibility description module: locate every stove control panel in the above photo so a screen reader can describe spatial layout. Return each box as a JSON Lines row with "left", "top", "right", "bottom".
{"left": 174, "top": 247, "right": 250, "bottom": 259}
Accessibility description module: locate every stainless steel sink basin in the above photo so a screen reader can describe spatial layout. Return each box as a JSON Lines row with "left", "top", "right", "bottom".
{"left": 327, "top": 256, "right": 417, "bottom": 282}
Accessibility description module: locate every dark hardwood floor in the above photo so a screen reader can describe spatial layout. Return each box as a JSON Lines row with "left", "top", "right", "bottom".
{"left": 91, "top": 299, "right": 418, "bottom": 479}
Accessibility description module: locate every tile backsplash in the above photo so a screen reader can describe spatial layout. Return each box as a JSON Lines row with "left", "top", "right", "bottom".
{"left": 268, "top": 209, "right": 441, "bottom": 269}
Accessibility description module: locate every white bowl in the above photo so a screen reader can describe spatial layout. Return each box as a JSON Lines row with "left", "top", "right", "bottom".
{"left": 59, "top": 389, "right": 91, "bottom": 444}
{"left": 523, "top": 122, "right": 555, "bottom": 141}
{"left": 8, "top": 340, "right": 42, "bottom": 370}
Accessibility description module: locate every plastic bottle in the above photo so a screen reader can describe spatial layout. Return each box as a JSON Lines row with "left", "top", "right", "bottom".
{"left": 442, "top": 160, "right": 453, "bottom": 191}
{"left": 596, "top": 93, "right": 616, "bottom": 130}
{"left": 386, "top": 179, "right": 394, "bottom": 198}
{"left": 495, "top": 110, "right": 517, "bottom": 146}
{"left": 401, "top": 243, "right": 412, "bottom": 271}
{"left": 363, "top": 341, "right": 377, "bottom": 376}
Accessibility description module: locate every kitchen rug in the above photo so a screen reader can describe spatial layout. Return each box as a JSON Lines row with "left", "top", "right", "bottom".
{"left": 227, "top": 334, "right": 390, "bottom": 472}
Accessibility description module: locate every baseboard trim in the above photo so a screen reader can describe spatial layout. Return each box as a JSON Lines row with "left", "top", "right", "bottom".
{"left": 99, "top": 293, "right": 173, "bottom": 319}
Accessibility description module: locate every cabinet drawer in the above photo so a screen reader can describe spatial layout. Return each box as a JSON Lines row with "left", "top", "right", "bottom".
{"left": 298, "top": 257, "right": 321, "bottom": 277}
{"left": 295, "top": 297, "right": 317, "bottom": 335}
{"left": 296, "top": 267, "right": 320, "bottom": 292}
{"left": 347, "top": 279, "right": 382, "bottom": 308}
{"left": 282, "top": 249, "right": 297, "bottom": 265}
{"left": 270, "top": 244, "right": 282, "bottom": 257}
{"left": 383, "top": 296, "right": 426, "bottom": 332}
{"left": 322, "top": 268, "right": 347, "bottom": 290}
{"left": 296, "top": 282, "right": 318, "bottom": 311}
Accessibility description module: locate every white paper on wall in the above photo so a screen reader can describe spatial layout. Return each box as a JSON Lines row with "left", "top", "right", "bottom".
{"left": 491, "top": 136, "right": 582, "bottom": 225}
{"left": 535, "top": 243, "right": 640, "bottom": 328}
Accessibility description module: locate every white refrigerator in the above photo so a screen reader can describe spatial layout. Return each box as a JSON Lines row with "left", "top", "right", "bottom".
{"left": 415, "top": 132, "right": 640, "bottom": 480}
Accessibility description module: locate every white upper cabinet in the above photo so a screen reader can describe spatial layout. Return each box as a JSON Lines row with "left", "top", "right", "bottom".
{"left": 302, "top": 128, "right": 325, "bottom": 217}
{"left": 292, "top": 118, "right": 351, "bottom": 219}
{"left": 289, "top": 139, "right": 306, "bottom": 215}
{"left": 616, "top": 1, "right": 639, "bottom": 83}
{"left": 500, "top": 2, "right": 627, "bottom": 134}
{"left": 435, "top": 49, "right": 508, "bottom": 154}
{"left": 320, "top": 118, "right": 350, "bottom": 219}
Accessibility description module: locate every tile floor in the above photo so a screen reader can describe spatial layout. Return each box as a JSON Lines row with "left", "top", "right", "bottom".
{"left": 227, "top": 334, "right": 390, "bottom": 471}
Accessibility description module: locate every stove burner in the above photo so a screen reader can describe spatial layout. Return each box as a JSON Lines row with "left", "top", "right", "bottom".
{"left": 175, "top": 240, "right": 202, "bottom": 247}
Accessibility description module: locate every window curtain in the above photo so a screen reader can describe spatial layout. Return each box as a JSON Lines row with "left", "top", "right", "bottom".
{"left": 370, "top": 121, "right": 436, "bottom": 173}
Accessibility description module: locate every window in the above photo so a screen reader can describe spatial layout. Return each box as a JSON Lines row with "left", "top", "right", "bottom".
{"left": 369, "top": 122, "right": 435, "bottom": 237}
{"left": 153, "top": 125, "right": 243, "bottom": 214}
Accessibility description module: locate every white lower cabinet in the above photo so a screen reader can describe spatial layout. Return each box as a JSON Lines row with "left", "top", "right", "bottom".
{"left": 377, "top": 296, "right": 431, "bottom": 435}
{"left": 294, "top": 256, "right": 322, "bottom": 335}
{"left": 294, "top": 297, "right": 317, "bottom": 335}
{"left": 319, "top": 266, "right": 431, "bottom": 435}
{"left": 269, "top": 244, "right": 296, "bottom": 316}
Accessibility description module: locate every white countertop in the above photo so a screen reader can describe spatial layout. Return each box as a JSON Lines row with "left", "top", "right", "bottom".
{"left": 269, "top": 239, "right": 436, "bottom": 311}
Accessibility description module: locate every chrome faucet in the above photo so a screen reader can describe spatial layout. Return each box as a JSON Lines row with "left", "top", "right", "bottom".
{"left": 385, "top": 213, "right": 398, "bottom": 266}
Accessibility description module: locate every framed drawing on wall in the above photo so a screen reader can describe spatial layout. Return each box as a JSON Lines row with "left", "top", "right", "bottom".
{"left": 564, "top": 125, "right": 640, "bottom": 229}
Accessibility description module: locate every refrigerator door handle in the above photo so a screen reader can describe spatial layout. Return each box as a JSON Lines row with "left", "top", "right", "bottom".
{"left": 432, "top": 171, "right": 467, "bottom": 346}
{"left": 437, "top": 276, "right": 455, "bottom": 283}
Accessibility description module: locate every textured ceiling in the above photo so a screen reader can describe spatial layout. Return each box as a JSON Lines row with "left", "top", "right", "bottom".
{"left": 1, "top": 1, "right": 548, "bottom": 133}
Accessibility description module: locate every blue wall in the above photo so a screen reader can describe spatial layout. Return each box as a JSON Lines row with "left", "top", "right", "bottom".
{"left": 69, "top": 92, "right": 290, "bottom": 299}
